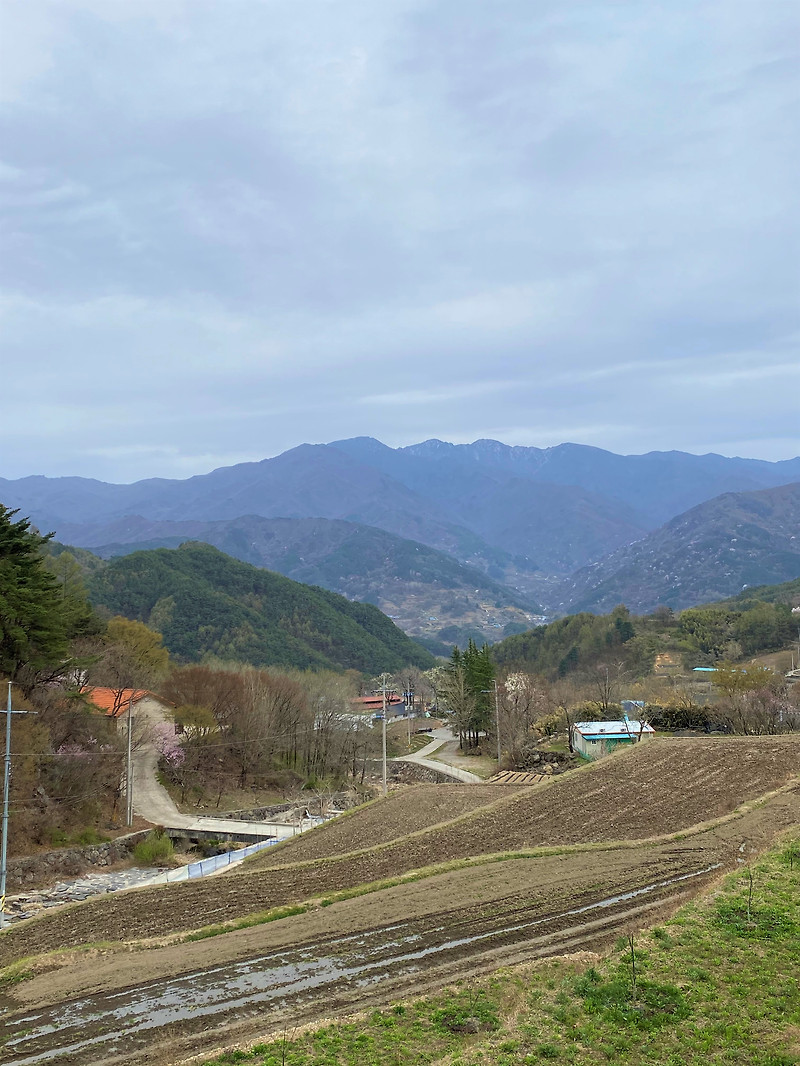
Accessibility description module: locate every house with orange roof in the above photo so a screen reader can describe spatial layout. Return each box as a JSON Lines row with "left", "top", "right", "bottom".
{"left": 351, "top": 693, "right": 404, "bottom": 711}
{"left": 84, "top": 688, "right": 175, "bottom": 733}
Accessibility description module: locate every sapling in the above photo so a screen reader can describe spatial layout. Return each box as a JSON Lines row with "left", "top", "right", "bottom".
{"left": 627, "top": 933, "right": 638, "bottom": 1001}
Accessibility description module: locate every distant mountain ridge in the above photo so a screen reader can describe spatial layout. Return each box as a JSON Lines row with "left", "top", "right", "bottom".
{"left": 6, "top": 437, "right": 799, "bottom": 565}
{"left": 4, "top": 437, "right": 800, "bottom": 635}
{"left": 558, "top": 482, "right": 800, "bottom": 614}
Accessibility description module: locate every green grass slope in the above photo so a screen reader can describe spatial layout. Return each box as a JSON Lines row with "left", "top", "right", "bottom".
{"left": 87, "top": 542, "right": 435, "bottom": 673}
{"left": 197, "top": 836, "right": 800, "bottom": 1066}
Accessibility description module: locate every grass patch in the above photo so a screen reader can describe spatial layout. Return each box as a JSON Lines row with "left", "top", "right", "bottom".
{"left": 182, "top": 905, "right": 310, "bottom": 943}
{"left": 0, "top": 963, "right": 33, "bottom": 988}
{"left": 575, "top": 968, "right": 690, "bottom": 1030}
{"left": 133, "top": 828, "right": 175, "bottom": 867}
{"left": 198, "top": 831, "right": 800, "bottom": 1065}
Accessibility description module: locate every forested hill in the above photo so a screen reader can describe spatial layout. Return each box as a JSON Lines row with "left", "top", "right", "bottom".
{"left": 86, "top": 542, "right": 435, "bottom": 673}
{"left": 491, "top": 580, "right": 800, "bottom": 681}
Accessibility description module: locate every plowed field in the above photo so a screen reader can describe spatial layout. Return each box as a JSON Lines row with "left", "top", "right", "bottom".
{"left": 266, "top": 783, "right": 520, "bottom": 865}
{"left": 2, "top": 787, "right": 799, "bottom": 1066}
{"left": 256, "top": 734, "right": 800, "bottom": 866}
{"left": 1, "top": 736, "right": 799, "bottom": 1065}
{"left": 1, "top": 735, "right": 797, "bottom": 968}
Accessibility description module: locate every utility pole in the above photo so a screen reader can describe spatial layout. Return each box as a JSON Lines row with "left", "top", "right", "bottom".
{"left": 0, "top": 683, "right": 37, "bottom": 928}
{"left": 0, "top": 683, "right": 13, "bottom": 927}
{"left": 125, "top": 693, "right": 135, "bottom": 827}
{"left": 406, "top": 686, "right": 414, "bottom": 751}
{"left": 381, "top": 675, "right": 388, "bottom": 798}
{"left": 493, "top": 679, "right": 501, "bottom": 766}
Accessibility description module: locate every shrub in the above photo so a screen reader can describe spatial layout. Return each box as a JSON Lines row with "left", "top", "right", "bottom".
{"left": 133, "top": 829, "right": 175, "bottom": 867}
{"left": 575, "top": 971, "right": 689, "bottom": 1030}
{"left": 72, "top": 828, "right": 109, "bottom": 847}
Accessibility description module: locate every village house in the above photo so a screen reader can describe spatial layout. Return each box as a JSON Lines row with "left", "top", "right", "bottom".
{"left": 351, "top": 693, "right": 405, "bottom": 718}
{"left": 84, "top": 688, "right": 175, "bottom": 734}
{"left": 570, "top": 719, "right": 655, "bottom": 760}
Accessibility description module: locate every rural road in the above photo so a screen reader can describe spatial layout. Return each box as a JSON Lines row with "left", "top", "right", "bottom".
{"left": 132, "top": 713, "right": 315, "bottom": 841}
{"left": 394, "top": 727, "right": 483, "bottom": 783}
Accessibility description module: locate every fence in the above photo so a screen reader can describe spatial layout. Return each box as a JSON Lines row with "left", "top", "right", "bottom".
{"left": 145, "top": 815, "right": 328, "bottom": 885}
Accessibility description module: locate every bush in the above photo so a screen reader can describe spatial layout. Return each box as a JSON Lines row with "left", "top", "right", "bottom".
{"left": 47, "top": 828, "right": 67, "bottom": 848}
{"left": 575, "top": 971, "right": 690, "bottom": 1030}
{"left": 133, "top": 829, "right": 175, "bottom": 867}
{"left": 72, "top": 828, "right": 109, "bottom": 847}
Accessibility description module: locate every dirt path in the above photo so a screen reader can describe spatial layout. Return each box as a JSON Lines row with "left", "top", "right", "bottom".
{"left": 132, "top": 706, "right": 308, "bottom": 841}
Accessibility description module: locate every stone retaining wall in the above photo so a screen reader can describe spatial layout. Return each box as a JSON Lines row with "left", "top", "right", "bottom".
{"left": 216, "top": 791, "right": 358, "bottom": 820}
{"left": 6, "top": 832, "right": 149, "bottom": 890}
{"left": 214, "top": 802, "right": 298, "bottom": 821}
{"left": 390, "top": 761, "right": 461, "bottom": 784}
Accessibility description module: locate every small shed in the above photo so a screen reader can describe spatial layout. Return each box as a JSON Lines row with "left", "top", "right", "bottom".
{"left": 571, "top": 719, "right": 655, "bottom": 760}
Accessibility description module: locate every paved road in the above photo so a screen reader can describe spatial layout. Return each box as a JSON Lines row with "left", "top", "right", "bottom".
{"left": 393, "top": 727, "right": 483, "bottom": 783}
{"left": 131, "top": 710, "right": 311, "bottom": 841}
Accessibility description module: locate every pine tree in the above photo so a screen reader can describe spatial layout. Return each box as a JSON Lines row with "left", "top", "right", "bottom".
{"left": 0, "top": 506, "right": 69, "bottom": 681}
{"left": 444, "top": 639, "right": 496, "bottom": 748}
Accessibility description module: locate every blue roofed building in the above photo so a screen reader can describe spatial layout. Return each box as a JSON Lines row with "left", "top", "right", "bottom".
{"left": 571, "top": 719, "right": 655, "bottom": 760}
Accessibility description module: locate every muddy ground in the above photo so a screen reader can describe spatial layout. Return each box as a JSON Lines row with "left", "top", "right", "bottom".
{"left": 0, "top": 786, "right": 798, "bottom": 1065}
{"left": 0, "top": 735, "right": 797, "bottom": 966}
{"left": 0, "top": 737, "right": 798, "bottom": 1065}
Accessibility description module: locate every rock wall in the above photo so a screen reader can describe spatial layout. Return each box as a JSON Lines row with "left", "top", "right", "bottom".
{"left": 213, "top": 802, "right": 298, "bottom": 821}
{"left": 390, "top": 761, "right": 461, "bottom": 784}
{"left": 6, "top": 833, "right": 149, "bottom": 890}
{"left": 216, "top": 791, "right": 360, "bottom": 820}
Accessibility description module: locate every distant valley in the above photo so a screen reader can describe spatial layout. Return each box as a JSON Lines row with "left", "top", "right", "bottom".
{"left": 65, "top": 514, "right": 535, "bottom": 652}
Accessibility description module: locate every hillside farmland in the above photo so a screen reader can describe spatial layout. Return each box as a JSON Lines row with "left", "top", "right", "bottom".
{"left": 0, "top": 735, "right": 797, "bottom": 1065}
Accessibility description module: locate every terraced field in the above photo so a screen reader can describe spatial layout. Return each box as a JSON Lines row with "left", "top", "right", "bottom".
{"left": 0, "top": 735, "right": 797, "bottom": 1065}
{"left": 255, "top": 734, "right": 800, "bottom": 868}
{"left": 1, "top": 735, "right": 797, "bottom": 966}
{"left": 266, "top": 783, "right": 522, "bottom": 865}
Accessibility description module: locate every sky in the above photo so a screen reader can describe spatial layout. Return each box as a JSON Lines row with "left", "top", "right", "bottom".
{"left": 1, "top": 0, "right": 799, "bottom": 483}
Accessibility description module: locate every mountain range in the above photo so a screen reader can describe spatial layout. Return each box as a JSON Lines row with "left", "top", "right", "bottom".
{"left": 4, "top": 437, "right": 800, "bottom": 637}
{"left": 66, "top": 514, "right": 533, "bottom": 652}
{"left": 556, "top": 481, "right": 800, "bottom": 614}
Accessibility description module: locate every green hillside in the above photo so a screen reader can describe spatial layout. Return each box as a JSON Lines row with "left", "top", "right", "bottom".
{"left": 719, "top": 575, "right": 800, "bottom": 609}
{"left": 86, "top": 542, "right": 434, "bottom": 673}
{"left": 492, "top": 580, "right": 800, "bottom": 680}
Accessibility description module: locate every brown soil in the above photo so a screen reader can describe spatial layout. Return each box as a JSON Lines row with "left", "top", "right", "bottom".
{"left": 265, "top": 783, "right": 520, "bottom": 865}
{"left": 257, "top": 734, "right": 800, "bottom": 865}
{"left": 2, "top": 789, "right": 798, "bottom": 1066}
{"left": 1, "top": 735, "right": 799, "bottom": 1065}
{"left": 0, "top": 735, "right": 796, "bottom": 969}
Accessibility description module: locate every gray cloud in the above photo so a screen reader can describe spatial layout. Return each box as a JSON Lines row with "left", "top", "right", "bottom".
{"left": 1, "top": 0, "right": 798, "bottom": 481}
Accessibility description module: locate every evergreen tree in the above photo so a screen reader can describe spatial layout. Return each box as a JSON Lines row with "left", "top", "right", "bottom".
{"left": 0, "top": 506, "right": 69, "bottom": 681}
{"left": 444, "top": 639, "right": 495, "bottom": 748}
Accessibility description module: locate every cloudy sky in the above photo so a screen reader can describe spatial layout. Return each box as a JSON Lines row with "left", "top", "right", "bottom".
{"left": 1, "top": 0, "right": 798, "bottom": 482}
